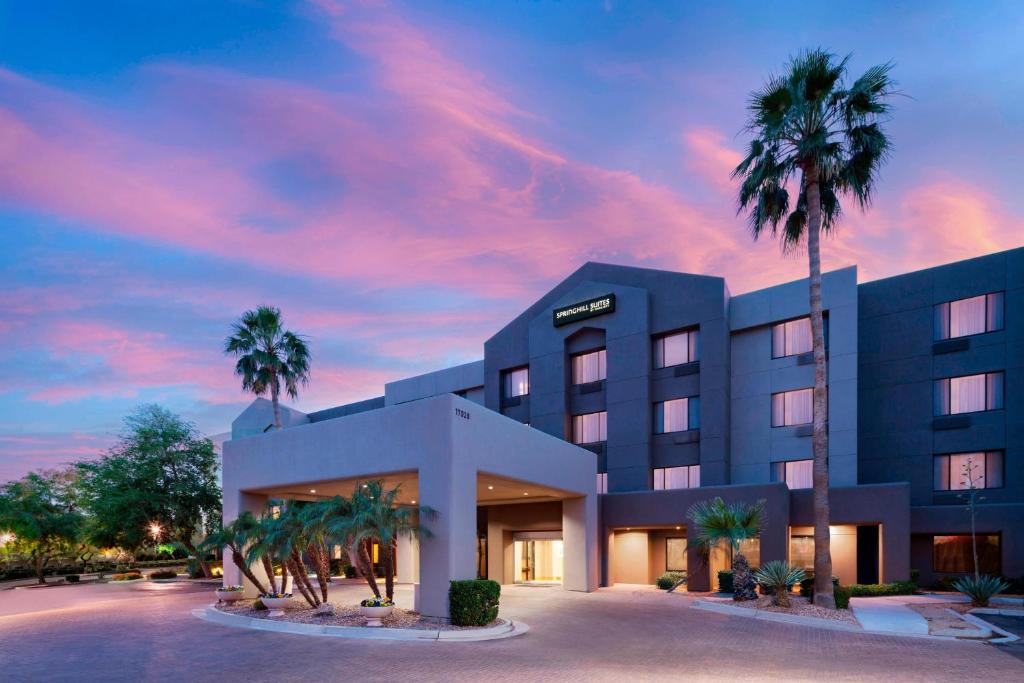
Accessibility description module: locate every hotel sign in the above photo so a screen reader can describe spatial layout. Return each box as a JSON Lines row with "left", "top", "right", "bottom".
{"left": 553, "top": 294, "right": 616, "bottom": 327}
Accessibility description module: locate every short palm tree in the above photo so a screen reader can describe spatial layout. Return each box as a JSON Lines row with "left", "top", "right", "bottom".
{"left": 733, "top": 49, "right": 895, "bottom": 608}
{"left": 224, "top": 306, "right": 310, "bottom": 430}
{"left": 247, "top": 504, "right": 321, "bottom": 606}
{"left": 199, "top": 512, "right": 268, "bottom": 594}
{"left": 754, "top": 561, "right": 806, "bottom": 608}
{"left": 687, "top": 497, "right": 765, "bottom": 600}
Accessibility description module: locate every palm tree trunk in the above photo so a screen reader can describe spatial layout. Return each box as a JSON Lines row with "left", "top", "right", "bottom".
{"left": 308, "top": 542, "right": 330, "bottom": 602}
{"left": 289, "top": 551, "right": 320, "bottom": 607}
{"left": 261, "top": 556, "right": 278, "bottom": 594}
{"left": 383, "top": 543, "right": 395, "bottom": 601}
{"left": 182, "top": 538, "right": 213, "bottom": 578}
{"left": 358, "top": 541, "right": 381, "bottom": 598}
{"left": 232, "top": 549, "right": 268, "bottom": 594}
{"left": 806, "top": 167, "right": 835, "bottom": 609}
{"left": 270, "top": 380, "right": 282, "bottom": 430}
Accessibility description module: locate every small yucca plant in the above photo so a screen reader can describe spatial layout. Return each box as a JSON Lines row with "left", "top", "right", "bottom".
{"left": 952, "top": 575, "right": 1009, "bottom": 607}
{"left": 754, "top": 561, "right": 806, "bottom": 608}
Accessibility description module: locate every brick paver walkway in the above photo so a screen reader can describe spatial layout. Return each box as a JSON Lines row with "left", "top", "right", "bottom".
{"left": 1, "top": 581, "right": 1022, "bottom": 682}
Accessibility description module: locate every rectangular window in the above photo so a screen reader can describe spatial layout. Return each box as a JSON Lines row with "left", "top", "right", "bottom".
{"left": 935, "top": 292, "right": 1004, "bottom": 340}
{"left": 572, "top": 348, "right": 607, "bottom": 384}
{"left": 933, "top": 372, "right": 1004, "bottom": 415}
{"left": 596, "top": 472, "right": 608, "bottom": 494}
{"left": 790, "top": 535, "right": 814, "bottom": 571}
{"left": 771, "top": 459, "right": 813, "bottom": 489}
{"left": 653, "top": 329, "right": 699, "bottom": 368}
{"left": 572, "top": 411, "right": 607, "bottom": 444}
{"left": 933, "top": 451, "right": 1003, "bottom": 491}
{"left": 653, "top": 397, "right": 700, "bottom": 433}
{"left": 771, "top": 388, "right": 814, "bottom": 426}
{"left": 933, "top": 534, "right": 1001, "bottom": 574}
{"left": 772, "top": 317, "right": 813, "bottom": 358}
{"left": 652, "top": 465, "right": 700, "bottom": 490}
{"left": 666, "top": 538, "right": 687, "bottom": 572}
{"left": 502, "top": 366, "right": 529, "bottom": 398}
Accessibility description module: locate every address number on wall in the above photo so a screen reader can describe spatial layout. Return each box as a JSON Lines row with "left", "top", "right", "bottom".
{"left": 455, "top": 408, "right": 470, "bottom": 420}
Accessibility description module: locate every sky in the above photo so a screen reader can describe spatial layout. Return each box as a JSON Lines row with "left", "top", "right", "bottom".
{"left": 1, "top": 0, "right": 1022, "bottom": 482}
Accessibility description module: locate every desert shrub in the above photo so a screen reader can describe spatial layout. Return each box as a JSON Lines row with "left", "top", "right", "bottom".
{"left": 834, "top": 586, "right": 851, "bottom": 609}
{"left": 753, "top": 561, "right": 805, "bottom": 607}
{"left": 953, "top": 575, "right": 1009, "bottom": 607}
{"left": 253, "top": 599, "right": 267, "bottom": 610}
{"left": 344, "top": 565, "right": 357, "bottom": 579}
{"left": 111, "top": 571, "right": 142, "bottom": 581}
{"left": 329, "top": 558, "right": 351, "bottom": 577}
{"left": 799, "top": 575, "right": 839, "bottom": 598}
{"left": 655, "top": 572, "right": 687, "bottom": 590}
{"left": 148, "top": 569, "right": 178, "bottom": 580}
{"left": 717, "top": 570, "right": 733, "bottom": 593}
{"left": 449, "top": 579, "right": 500, "bottom": 626}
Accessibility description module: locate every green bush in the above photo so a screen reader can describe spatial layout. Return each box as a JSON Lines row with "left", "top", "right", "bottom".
{"left": 329, "top": 558, "right": 350, "bottom": 577}
{"left": 65, "top": 575, "right": 80, "bottom": 583}
{"left": 148, "top": 569, "right": 178, "bottom": 580}
{"left": 449, "top": 579, "right": 500, "bottom": 626}
{"left": 344, "top": 565, "right": 357, "bottom": 579}
{"left": 844, "top": 581, "right": 917, "bottom": 597}
{"left": 656, "top": 572, "right": 687, "bottom": 590}
{"left": 799, "top": 575, "right": 839, "bottom": 598}
{"left": 910, "top": 569, "right": 920, "bottom": 586}
{"left": 717, "top": 570, "right": 733, "bottom": 593}
{"left": 253, "top": 598, "right": 267, "bottom": 611}
{"left": 834, "top": 586, "right": 851, "bottom": 609}
{"left": 111, "top": 571, "right": 142, "bottom": 581}
{"left": 953, "top": 575, "right": 1009, "bottom": 607}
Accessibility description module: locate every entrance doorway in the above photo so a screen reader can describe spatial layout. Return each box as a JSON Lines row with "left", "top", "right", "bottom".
{"left": 513, "top": 539, "right": 563, "bottom": 584}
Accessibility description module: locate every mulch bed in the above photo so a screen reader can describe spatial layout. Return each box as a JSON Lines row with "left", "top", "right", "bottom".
{"left": 726, "top": 595, "right": 859, "bottom": 625}
{"left": 217, "top": 601, "right": 503, "bottom": 631}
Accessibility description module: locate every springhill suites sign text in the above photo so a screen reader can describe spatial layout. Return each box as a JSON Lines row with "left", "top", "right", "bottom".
{"left": 553, "top": 294, "right": 616, "bottom": 327}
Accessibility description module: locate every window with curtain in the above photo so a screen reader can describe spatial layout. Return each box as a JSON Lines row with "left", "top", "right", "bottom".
{"left": 770, "top": 459, "right": 813, "bottom": 489}
{"left": 572, "top": 411, "right": 607, "bottom": 444}
{"left": 596, "top": 472, "right": 608, "bottom": 494}
{"left": 572, "top": 348, "right": 607, "bottom": 384}
{"left": 653, "top": 329, "right": 699, "bottom": 368}
{"left": 772, "top": 317, "right": 813, "bottom": 358}
{"left": 933, "top": 534, "right": 1000, "bottom": 574}
{"left": 771, "top": 388, "right": 815, "bottom": 426}
{"left": 654, "top": 397, "right": 700, "bottom": 433}
{"left": 934, "top": 372, "right": 1004, "bottom": 415}
{"left": 933, "top": 451, "right": 1003, "bottom": 491}
{"left": 934, "top": 292, "right": 1004, "bottom": 340}
{"left": 653, "top": 465, "right": 700, "bottom": 490}
{"left": 502, "top": 366, "right": 529, "bottom": 398}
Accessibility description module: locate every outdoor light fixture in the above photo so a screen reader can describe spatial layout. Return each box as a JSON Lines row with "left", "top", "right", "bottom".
{"left": 148, "top": 522, "right": 162, "bottom": 541}
{"left": 487, "top": 485, "right": 494, "bottom": 490}
{"left": 411, "top": 499, "right": 416, "bottom": 504}
{"left": 523, "top": 492, "right": 529, "bottom": 496}
{"left": 309, "top": 488, "right": 317, "bottom": 493}
{"left": 0, "top": 531, "right": 14, "bottom": 546}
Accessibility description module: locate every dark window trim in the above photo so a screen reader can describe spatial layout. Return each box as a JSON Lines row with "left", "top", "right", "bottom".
{"left": 770, "top": 314, "right": 829, "bottom": 360}
{"left": 933, "top": 371, "right": 1004, "bottom": 416}
{"left": 570, "top": 347, "right": 607, "bottom": 385}
{"left": 501, "top": 365, "right": 530, "bottom": 399}
{"left": 651, "top": 326, "right": 700, "bottom": 369}
{"left": 653, "top": 396, "right": 700, "bottom": 435}
{"left": 934, "top": 291, "right": 1005, "bottom": 341}
{"left": 770, "top": 388, "right": 815, "bottom": 428}
{"left": 932, "top": 450, "right": 1005, "bottom": 492}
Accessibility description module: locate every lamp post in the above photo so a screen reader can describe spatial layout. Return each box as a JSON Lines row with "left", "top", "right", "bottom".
{"left": 148, "top": 522, "right": 163, "bottom": 544}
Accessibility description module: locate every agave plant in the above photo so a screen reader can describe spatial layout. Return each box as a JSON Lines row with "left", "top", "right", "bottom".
{"left": 952, "top": 574, "right": 1008, "bottom": 607}
{"left": 754, "top": 561, "right": 806, "bottom": 608}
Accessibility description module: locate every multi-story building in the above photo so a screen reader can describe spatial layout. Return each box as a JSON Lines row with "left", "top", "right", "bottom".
{"left": 223, "top": 247, "right": 1022, "bottom": 619}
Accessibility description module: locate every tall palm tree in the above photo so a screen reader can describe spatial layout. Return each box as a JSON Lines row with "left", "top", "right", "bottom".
{"left": 687, "top": 497, "right": 765, "bottom": 600}
{"left": 199, "top": 512, "right": 268, "bottom": 594}
{"left": 733, "top": 49, "right": 894, "bottom": 608}
{"left": 224, "top": 306, "right": 311, "bottom": 430}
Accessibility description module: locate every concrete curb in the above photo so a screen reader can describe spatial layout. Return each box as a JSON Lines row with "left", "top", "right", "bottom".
{"left": 691, "top": 599, "right": 970, "bottom": 642}
{"left": 963, "top": 611, "right": 1021, "bottom": 645}
{"left": 193, "top": 605, "right": 529, "bottom": 642}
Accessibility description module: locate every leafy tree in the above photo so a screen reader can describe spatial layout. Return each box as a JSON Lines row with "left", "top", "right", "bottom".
{"left": 76, "top": 405, "right": 222, "bottom": 577}
{"left": 733, "top": 49, "right": 895, "bottom": 607}
{"left": 687, "top": 497, "right": 765, "bottom": 600}
{"left": 0, "top": 469, "right": 84, "bottom": 584}
{"left": 224, "top": 306, "right": 311, "bottom": 430}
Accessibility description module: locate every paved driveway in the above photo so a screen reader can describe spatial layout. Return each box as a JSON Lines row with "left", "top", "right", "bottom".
{"left": 1, "top": 581, "right": 1022, "bottom": 682}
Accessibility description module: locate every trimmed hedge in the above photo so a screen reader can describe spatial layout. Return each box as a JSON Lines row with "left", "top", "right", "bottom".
{"left": 844, "top": 581, "right": 917, "bottom": 597}
{"left": 148, "top": 569, "right": 178, "bottom": 580}
{"left": 656, "top": 572, "right": 687, "bottom": 590}
{"left": 449, "top": 579, "right": 500, "bottom": 626}
{"left": 834, "top": 586, "right": 851, "bottom": 609}
{"left": 717, "top": 570, "right": 734, "bottom": 593}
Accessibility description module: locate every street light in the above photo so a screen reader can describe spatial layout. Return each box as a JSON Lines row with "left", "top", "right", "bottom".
{"left": 148, "top": 522, "right": 163, "bottom": 543}
{"left": 0, "top": 531, "right": 14, "bottom": 546}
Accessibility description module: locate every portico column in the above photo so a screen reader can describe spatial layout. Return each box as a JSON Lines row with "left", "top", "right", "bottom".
{"left": 562, "top": 494, "right": 599, "bottom": 592}
{"left": 396, "top": 533, "right": 419, "bottom": 584}
{"left": 222, "top": 490, "right": 268, "bottom": 598}
{"left": 417, "top": 462, "right": 477, "bottom": 620}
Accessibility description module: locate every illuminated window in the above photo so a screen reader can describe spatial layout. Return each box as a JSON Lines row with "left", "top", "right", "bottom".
{"left": 502, "top": 366, "right": 529, "bottom": 398}
{"left": 653, "top": 329, "right": 699, "bottom": 368}
{"left": 790, "top": 535, "right": 814, "bottom": 571}
{"left": 572, "top": 348, "right": 607, "bottom": 384}
{"left": 666, "top": 538, "right": 687, "bottom": 572}
{"left": 772, "top": 318, "right": 812, "bottom": 358}
{"left": 771, "top": 388, "right": 815, "bottom": 426}
{"left": 935, "top": 292, "right": 1004, "bottom": 340}
{"left": 771, "top": 460, "right": 813, "bottom": 489}
{"left": 654, "top": 397, "right": 700, "bottom": 433}
{"left": 572, "top": 411, "right": 607, "bottom": 444}
{"left": 933, "top": 451, "right": 1003, "bottom": 491}
{"left": 934, "top": 372, "right": 1003, "bottom": 415}
{"left": 933, "top": 535, "right": 1000, "bottom": 574}
{"left": 653, "top": 465, "right": 700, "bottom": 490}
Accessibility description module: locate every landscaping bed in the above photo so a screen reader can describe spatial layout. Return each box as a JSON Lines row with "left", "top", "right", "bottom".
{"left": 216, "top": 601, "right": 504, "bottom": 631}
{"left": 723, "top": 595, "right": 859, "bottom": 625}
{"left": 908, "top": 602, "right": 992, "bottom": 639}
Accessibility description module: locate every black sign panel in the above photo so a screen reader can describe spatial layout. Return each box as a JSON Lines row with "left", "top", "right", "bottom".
{"left": 553, "top": 293, "right": 616, "bottom": 327}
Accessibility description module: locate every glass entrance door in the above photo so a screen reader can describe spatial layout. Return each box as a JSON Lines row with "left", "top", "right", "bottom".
{"left": 513, "top": 539, "right": 563, "bottom": 584}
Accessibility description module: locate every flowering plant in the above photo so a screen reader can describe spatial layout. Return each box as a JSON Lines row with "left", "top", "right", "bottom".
{"left": 360, "top": 596, "right": 394, "bottom": 608}
{"left": 217, "top": 585, "right": 244, "bottom": 592}
{"left": 260, "top": 592, "right": 292, "bottom": 599}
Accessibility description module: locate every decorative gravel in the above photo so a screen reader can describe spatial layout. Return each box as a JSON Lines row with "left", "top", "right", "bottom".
{"left": 728, "top": 595, "right": 860, "bottom": 625}
{"left": 909, "top": 602, "right": 985, "bottom": 636}
{"left": 216, "top": 601, "right": 504, "bottom": 631}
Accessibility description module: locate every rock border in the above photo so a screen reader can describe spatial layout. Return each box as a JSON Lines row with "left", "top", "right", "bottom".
{"left": 692, "top": 599, "right": 970, "bottom": 641}
{"left": 193, "top": 605, "right": 529, "bottom": 642}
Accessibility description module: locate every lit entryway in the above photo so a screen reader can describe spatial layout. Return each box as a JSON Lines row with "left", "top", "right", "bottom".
{"left": 513, "top": 538, "right": 564, "bottom": 584}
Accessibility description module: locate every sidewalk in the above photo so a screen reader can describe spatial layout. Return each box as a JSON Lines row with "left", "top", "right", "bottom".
{"left": 850, "top": 597, "right": 929, "bottom": 635}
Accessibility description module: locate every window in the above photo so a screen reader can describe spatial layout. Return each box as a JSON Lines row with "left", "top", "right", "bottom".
{"left": 934, "top": 372, "right": 1004, "bottom": 415}
{"left": 653, "top": 465, "right": 700, "bottom": 490}
{"left": 771, "top": 388, "right": 814, "bottom": 426}
{"left": 738, "top": 538, "right": 761, "bottom": 569}
{"left": 666, "top": 538, "right": 687, "bottom": 572}
{"left": 790, "top": 535, "right": 814, "bottom": 571}
{"left": 502, "top": 367, "right": 529, "bottom": 398}
{"left": 654, "top": 397, "right": 700, "bottom": 433}
{"left": 771, "top": 460, "right": 813, "bottom": 489}
{"left": 933, "top": 451, "right": 1003, "bottom": 491}
{"left": 772, "top": 317, "right": 812, "bottom": 358}
{"left": 572, "top": 411, "right": 607, "bottom": 444}
{"left": 596, "top": 472, "right": 608, "bottom": 494}
{"left": 653, "top": 329, "right": 699, "bottom": 368}
{"left": 935, "top": 292, "right": 1004, "bottom": 340}
{"left": 572, "top": 348, "right": 607, "bottom": 384}
{"left": 933, "top": 535, "right": 1000, "bottom": 574}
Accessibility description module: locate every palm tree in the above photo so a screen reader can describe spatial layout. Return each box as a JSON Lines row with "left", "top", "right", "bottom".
{"left": 246, "top": 504, "right": 323, "bottom": 606}
{"left": 224, "top": 306, "right": 311, "bottom": 430}
{"left": 687, "top": 497, "right": 765, "bottom": 600}
{"left": 199, "top": 512, "right": 268, "bottom": 594}
{"left": 733, "top": 49, "right": 894, "bottom": 608}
